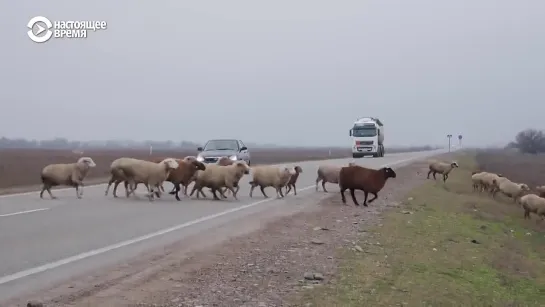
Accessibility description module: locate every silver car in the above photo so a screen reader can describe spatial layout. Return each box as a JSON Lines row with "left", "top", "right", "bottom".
{"left": 197, "top": 139, "right": 251, "bottom": 165}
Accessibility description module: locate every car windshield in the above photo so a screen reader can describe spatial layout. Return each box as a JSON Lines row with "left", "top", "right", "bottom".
{"left": 352, "top": 128, "right": 377, "bottom": 137}
{"left": 204, "top": 140, "right": 239, "bottom": 151}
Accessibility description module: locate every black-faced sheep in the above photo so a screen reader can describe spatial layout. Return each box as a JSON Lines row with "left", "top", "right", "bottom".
{"left": 249, "top": 165, "right": 296, "bottom": 198}
{"left": 518, "top": 193, "right": 545, "bottom": 222}
{"left": 315, "top": 162, "right": 356, "bottom": 193}
{"left": 285, "top": 165, "right": 303, "bottom": 195}
{"left": 338, "top": 165, "right": 397, "bottom": 207}
{"left": 40, "top": 157, "right": 97, "bottom": 199}
{"left": 427, "top": 161, "right": 459, "bottom": 182}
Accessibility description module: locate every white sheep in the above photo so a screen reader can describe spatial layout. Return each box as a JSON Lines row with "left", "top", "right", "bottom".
{"left": 479, "top": 172, "right": 505, "bottom": 195}
{"left": 118, "top": 158, "right": 180, "bottom": 201}
{"left": 518, "top": 193, "right": 545, "bottom": 222}
{"left": 40, "top": 157, "right": 97, "bottom": 199}
{"left": 104, "top": 157, "right": 162, "bottom": 198}
{"left": 249, "top": 165, "right": 296, "bottom": 198}
{"left": 315, "top": 162, "right": 355, "bottom": 193}
{"left": 427, "top": 160, "right": 459, "bottom": 182}
{"left": 492, "top": 178, "right": 530, "bottom": 203}
{"left": 189, "top": 161, "right": 250, "bottom": 200}
{"left": 471, "top": 171, "right": 488, "bottom": 192}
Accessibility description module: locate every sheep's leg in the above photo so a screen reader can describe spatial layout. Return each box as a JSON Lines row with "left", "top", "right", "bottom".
{"left": 211, "top": 188, "right": 221, "bottom": 200}
{"left": 367, "top": 192, "right": 378, "bottom": 203}
{"left": 285, "top": 185, "right": 291, "bottom": 195}
{"left": 173, "top": 183, "right": 182, "bottom": 201}
{"left": 443, "top": 174, "right": 447, "bottom": 182}
{"left": 427, "top": 170, "right": 432, "bottom": 179}
{"left": 227, "top": 186, "right": 238, "bottom": 200}
{"left": 249, "top": 184, "right": 256, "bottom": 198}
{"left": 524, "top": 209, "right": 530, "bottom": 219}
{"left": 78, "top": 182, "right": 85, "bottom": 198}
{"left": 105, "top": 177, "right": 115, "bottom": 196}
{"left": 219, "top": 187, "right": 228, "bottom": 199}
{"left": 362, "top": 191, "right": 370, "bottom": 207}
{"left": 47, "top": 187, "right": 56, "bottom": 199}
{"left": 349, "top": 188, "right": 360, "bottom": 206}
{"left": 260, "top": 186, "right": 269, "bottom": 198}
{"left": 113, "top": 180, "right": 123, "bottom": 198}
{"left": 322, "top": 181, "right": 328, "bottom": 193}
{"left": 315, "top": 178, "right": 320, "bottom": 191}
{"left": 340, "top": 187, "right": 347, "bottom": 204}
{"left": 75, "top": 185, "right": 82, "bottom": 199}
{"left": 432, "top": 172, "right": 437, "bottom": 180}
{"left": 145, "top": 184, "right": 155, "bottom": 201}
{"left": 199, "top": 188, "right": 208, "bottom": 198}
{"left": 293, "top": 184, "right": 298, "bottom": 195}
{"left": 276, "top": 186, "right": 285, "bottom": 198}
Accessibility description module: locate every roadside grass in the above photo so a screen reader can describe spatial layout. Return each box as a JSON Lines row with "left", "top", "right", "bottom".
{"left": 295, "top": 151, "right": 545, "bottom": 307}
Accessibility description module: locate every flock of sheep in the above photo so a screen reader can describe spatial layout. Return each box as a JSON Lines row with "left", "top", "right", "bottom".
{"left": 426, "top": 160, "right": 545, "bottom": 222}
{"left": 38, "top": 155, "right": 400, "bottom": 207}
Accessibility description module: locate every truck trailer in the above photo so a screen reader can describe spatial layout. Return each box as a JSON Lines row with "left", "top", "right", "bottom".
{"left": 349, "top": 117, "right": 385, "bottom": 158}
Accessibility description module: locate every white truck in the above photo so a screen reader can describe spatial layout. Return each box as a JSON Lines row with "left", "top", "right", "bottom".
{"left": 349, "top": 117, "right": 385, "bottom": 158}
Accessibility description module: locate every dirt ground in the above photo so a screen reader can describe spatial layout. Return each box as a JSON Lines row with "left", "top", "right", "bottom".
{"left": 297, "top": 150, "right": 545, "bottom": 306}
{"left": 0, "top": 146, "right": 430, "bottom": 194}
{"left": 10, "top": 154, "right": 436, "bottom": 307}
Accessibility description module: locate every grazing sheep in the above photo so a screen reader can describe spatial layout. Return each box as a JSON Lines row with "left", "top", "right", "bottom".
{"left": 492, "top": 178, "right": 530, "bottom": 203}
{"left": 119, "top": 158, "right": 180, "bottom": 201}
{"left": 479, "top": 172, "right": 505, "bottom": 194}
{"left": 536, "top": 185, "right": 545, "bottom": 198}
{"left": 518, "top": 193, "right": 545, "bottom": 222}
{"left": 315, "top": 162, "right": 357, "bottom": 193}
{"left": 471, "top": 171, "right": 489, "bottom": 192}
{"left": 40, "top": 157, "right": 97, "bottom": 199}
{"left": 165, "top": 159, "right": 206, "bottom": 201}
{"left": 249, "top": 165, "right": 296, "bottom": 198}
{"left": 285, "top": 165, "right": 303, "bottom": 195}
{"left": 338, "top": 165, "right": 397, "bottom": 207}
{"left": 190, "top": 161, "right": 250, "bottom": 200}
{"left": 427, "top": 161, "right": 459, "bottom": 182}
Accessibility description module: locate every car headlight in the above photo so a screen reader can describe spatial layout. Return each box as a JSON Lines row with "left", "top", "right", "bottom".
{"left": 229, "top": 155, "right": 237, "bottom": 161}
{"left": 196, "top": 156, "right": 204, "bottom": 162}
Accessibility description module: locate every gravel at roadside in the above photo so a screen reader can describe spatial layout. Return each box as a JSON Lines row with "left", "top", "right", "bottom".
{"left": 21, "top": 159, "right": 432, "bottom": 307}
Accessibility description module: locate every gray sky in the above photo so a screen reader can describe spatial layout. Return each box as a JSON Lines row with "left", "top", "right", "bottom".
{"left": 2, "top": 1, "right": 544, "bottom": 147}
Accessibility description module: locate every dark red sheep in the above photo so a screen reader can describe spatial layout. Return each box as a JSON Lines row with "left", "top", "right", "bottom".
{"left": 338, "top": 165, "right": 397, "bottom": 207}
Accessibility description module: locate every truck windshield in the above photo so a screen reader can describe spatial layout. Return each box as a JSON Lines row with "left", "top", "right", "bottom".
{"left": 352, "top": 128, "right": 377, "bottom": 137}
{"left": 204, "top": 140, "right": 239, "bottom": 151}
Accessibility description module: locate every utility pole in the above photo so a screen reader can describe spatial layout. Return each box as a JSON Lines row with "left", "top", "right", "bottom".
{"left": 447, "top": 134, "right": 453, "bottom": 152}
{"left": 458, "top": 134, "right": 463, "bottom": 148}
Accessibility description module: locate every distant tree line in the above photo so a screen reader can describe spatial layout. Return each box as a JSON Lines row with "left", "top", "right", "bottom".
{"left": 0, "top": 137, "right": 201, "bottom": 150}
{"left": 506, "top": 129, "right": 545, "bottom": 154}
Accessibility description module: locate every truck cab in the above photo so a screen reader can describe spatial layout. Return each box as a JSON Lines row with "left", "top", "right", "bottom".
{"left": 349, "top": 117, "right": 385, "bottom": 158}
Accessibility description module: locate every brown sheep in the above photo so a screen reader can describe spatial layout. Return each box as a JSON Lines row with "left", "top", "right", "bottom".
{"left": 338, "top": 165, "right": 397, "bottom": 207}
{"left": 165, "top": 159, "right": 207, "bottom": 201}
{"left": 285, "top": 165, "right": 303, "bottom": 195}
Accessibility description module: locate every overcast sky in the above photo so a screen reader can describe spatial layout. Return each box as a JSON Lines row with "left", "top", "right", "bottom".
{"left": 2, "top": 1, "right": 544, "bottom": 147}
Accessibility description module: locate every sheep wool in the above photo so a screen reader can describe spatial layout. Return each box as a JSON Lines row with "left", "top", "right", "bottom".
{"left": 249, "top": 165, "right": 296, "bottom": 198}
{"left": 190, "top": 161, "right": 250, "bottom": 200}
{"left": 492, "top": 178, "right": 530, "bottom": 203}
{"left": 536, "top": 185, "right": 545, "bottom": 198}
{"left": 40, "top": 156, "right": 97, "bottom": 199}
{"left": 105, "top": 157, "right": 161, "bottom": 198}
{"left": 427, "top": 161, "right": 459, "bottom": 183}
{"left": 518, "top": 193, "right": 545, "bottom": 221}
{"left": 315, "top": 162, "right": 355, "bottom": 193}
{"left": 119, "top": 158, "right": 179, "bottom": 201}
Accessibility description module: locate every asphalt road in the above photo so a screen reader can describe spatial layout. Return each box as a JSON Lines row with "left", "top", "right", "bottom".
{"left": 0, "top": 150, "right": 444, "bottom": 301}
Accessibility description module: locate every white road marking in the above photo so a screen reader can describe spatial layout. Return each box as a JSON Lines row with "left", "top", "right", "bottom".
{"left": 0, "top": 155, "right": 423, "bottom": 285}
{"left": 0, "top": 208, "right": 50, "bottom": 217}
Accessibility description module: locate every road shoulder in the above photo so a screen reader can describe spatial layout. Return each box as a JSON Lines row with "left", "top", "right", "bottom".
{"left": 7, "top": 157, "right": 436, "bottom": 307}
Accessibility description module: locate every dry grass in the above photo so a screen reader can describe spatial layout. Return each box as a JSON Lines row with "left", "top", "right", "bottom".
{"left": 295, "top": 150, "right": 545, "bottom": 306}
